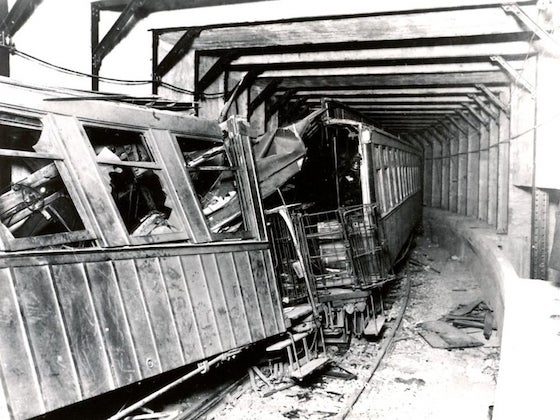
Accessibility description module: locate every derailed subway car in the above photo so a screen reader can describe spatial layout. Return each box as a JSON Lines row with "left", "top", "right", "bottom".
{"left": 0, "top": 77, "right": 284, "bottom": 419}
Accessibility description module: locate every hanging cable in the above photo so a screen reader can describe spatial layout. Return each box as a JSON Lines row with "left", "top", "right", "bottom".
{"left": 0, "top": 43, "right": 226, "bottom": 98}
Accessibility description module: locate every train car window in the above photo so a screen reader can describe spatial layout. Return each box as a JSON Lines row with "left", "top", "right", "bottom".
{"left": 176, "top": 136, "right": 250, "bottom": 239}
{"left": 0, "top": 118, "right": 95, "bottom": 250}
{"left": 83, "top": 126, "right": 187, "bottom": 240}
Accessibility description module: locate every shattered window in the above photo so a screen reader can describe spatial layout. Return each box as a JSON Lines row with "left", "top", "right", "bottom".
{"left": 176, "top": 136, "right": 248, "bottom": 237}
{"left": 84, "top": 126, "right": 185, "bottom": 238}
{"left": 0, "top": 119, "right": 91, "bottom": 248}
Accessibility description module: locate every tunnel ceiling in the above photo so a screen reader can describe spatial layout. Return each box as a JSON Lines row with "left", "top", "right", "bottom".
{"left": 152, "top": 0, "right": 542, "bottom": 139}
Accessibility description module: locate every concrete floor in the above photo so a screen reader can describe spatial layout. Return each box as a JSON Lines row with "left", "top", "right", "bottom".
{"left": 209, "top": 236, "right": 500, "bottom": 419}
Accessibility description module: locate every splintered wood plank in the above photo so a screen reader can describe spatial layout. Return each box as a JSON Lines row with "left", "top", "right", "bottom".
{"left": 159, "top": 256, "right": 205, "bottom": 363}
{"left": 85, "top": 262, "right": 140, "bottom": 386}
{"left": 0, "top": 267, "right": 44, "bottom": 418}
{"left": 199, "top": 254, "right": 236, "bottom": 350}
{"left": 180, "top": 255, "right": 223, "bottom": 356}
{"left": 112, "top": 259, "right": 161, "bottom": 377}
{"left": 248, "top": 251, "right": 280, "bottom": 337}
{"left": 51, "top": 263, "right": 113, "bottom": 398}
{"left": 133, "top": 258, "right": 184, "bottom": 371}
{"left": 12, "top": 265, "right": 80, "bottom": 411}
{"left": 232, "top": 252, "right": 267, "bottom": 341}
{"left": 214, "top": 253, "right": 252, "bottom": 346}
{"left": 418, "top": 320, "right": 483, "bottom": 349}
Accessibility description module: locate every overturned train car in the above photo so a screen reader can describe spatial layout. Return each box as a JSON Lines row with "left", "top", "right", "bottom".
{"left": 0, "top": 78, "right": 284, "bottom": 419}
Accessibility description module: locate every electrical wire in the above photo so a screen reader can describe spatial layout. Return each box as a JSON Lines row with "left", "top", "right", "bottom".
{"left": 0, "top": 43, "right": 225, "bottom": 98}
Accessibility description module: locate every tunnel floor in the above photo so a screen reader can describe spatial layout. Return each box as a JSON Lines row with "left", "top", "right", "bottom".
{"left": 204, "top": 235, "right": 500, "bottom": 420}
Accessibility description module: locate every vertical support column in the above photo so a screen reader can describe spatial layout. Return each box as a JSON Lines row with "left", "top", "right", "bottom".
{"left": 497, "top": 89, "right": 511, "bottom": 233}
{"left": 419, "top": 135, "right": 433, "bottom": 207}
{"left": 197, "top": 55, "right": 225, "bottom": 119}
{"left": 467, "top": 124, "right": 480, "bottom": 218}
{"left": 0, "top": 0, "right": 8, "bottom": 77}
{"left": 91, "top": 3, "right": 100, "bottom": 91}
{"left": 448, "top": 125, "right": 459, "bottom": 213}
{"left": 431, "top": 135, "right": 442, "bottom": 208}
{"left": 440, "top": 131, "right": 450, "bottom": 211}
{"left": 478, "top": 120, "right": 489, "bottom": 222}
{"left": 457, "top": 120, "right": 469, "bottom": 215}
{"left": 487, "top": 104, "right": 500, "bottom": 227}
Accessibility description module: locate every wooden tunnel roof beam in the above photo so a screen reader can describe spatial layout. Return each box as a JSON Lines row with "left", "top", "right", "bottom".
{"left": 196, "top": 53, "right": 240, "bottom": 94}
{"left": 231, "top": 41, "right": 534, "bottom": 67}
{"left": 304, "top": 96, "right": 475, "bottom": 103}
{"left": 247, "top": 79, "right": 281, "bottom": 117}
{"left": 154, "top": 28, "right": 202, "bottom": 79}
{"left": 187, "top": 6, "right": 535, "bottom": 51}
{"left": 260, "top": 60, "right": 525, "bottom": 78}
{"left": 291, "top": 87, "right": 502, "bottom": 97}
{"left": 273, "top": 71, "right": 512, "bottom": 89}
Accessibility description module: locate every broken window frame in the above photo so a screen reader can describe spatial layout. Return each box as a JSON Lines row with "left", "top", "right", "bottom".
{"left": 81, "top": 121, "right": 192, "bottom": 246}
{"left": 0, "top": 114, "right": 97, "bottom": 252}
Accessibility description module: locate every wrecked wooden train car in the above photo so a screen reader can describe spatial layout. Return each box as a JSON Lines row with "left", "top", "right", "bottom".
{"left": 0, "top": 77, "right": 285, "bottom": 420}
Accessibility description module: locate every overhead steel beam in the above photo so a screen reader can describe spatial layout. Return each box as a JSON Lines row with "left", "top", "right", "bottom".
{"left": 490, "top": 55, "right": 536, "bottom": 96}
{"left": 272, "top": 71, "right": 512, "bottom": 89}
{"left": 185, "top": 6, "right": 533, "bottom": 52}
{"left": 248, "top": 79, "right": 282, "bottom": 117}
{"left": 468, "top": 93, "right": 500, "bottom": 120}
{"left": 92, "top": 0, "right": 147, "bottom": 69}
{"left": 154, "top": 28, "right": 202, "bottom": 80}
{"left": 196, "top": 53, "right": 240, "bottom": 97}
{"left": 476, "top": 83, "right": 510, "bottom": 115}
{"left": 260, "top": 60, "right": 524, "bottom": 78}
{"left": 0, "top": 0, "right": 43, "bottom": 37}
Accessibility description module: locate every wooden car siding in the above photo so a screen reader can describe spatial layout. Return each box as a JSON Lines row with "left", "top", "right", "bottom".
{"left": 0, "top": 247, "right": 284, "bottom": 419}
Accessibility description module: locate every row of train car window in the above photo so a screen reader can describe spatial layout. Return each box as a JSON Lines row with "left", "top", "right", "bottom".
{"left": 374, "top": 144, "right": 421, "bottom": 215}
{"left": 0, "top": 113, "right": 249, "bottom": 251}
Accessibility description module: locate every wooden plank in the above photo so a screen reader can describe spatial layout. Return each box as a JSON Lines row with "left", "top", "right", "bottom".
{"left": 431, "top": 138, "right": 442, "bottom": 208}
{"left": 180, "top": 255, "right": 224, "bottom": 355}
{"left": 449, "top": 126, "right": 459, "bottom": 213}
{"left": 233, "top": 252, "right": 267, "bottom": 341}
{"left": 419, "top": 136, "right": 432, "bottom": 207}
{"left": 440, "top": 133, "right": 450, "bottom": 211}
{"left": 199, "top": 254, "right": 236, "bottom": 350}
{"left": 12, "top": 265, "right": 80, "bottom": 411}
{"left": 112, "top": 259, "right": 162, "bottom": 376}
{"left": 261, "top": 250, "right": 285, "bottom": 333}
{"left": 132, "top": 258, "right": 184, "bottom": 371}
{"left": 497, "top": 89, "right": 510, "bottom": 233}
{"left": 191, "top": 6, "right": 532, "bottom": 51}
{"left": 213, "top": 252, "right": 253, "bottom": 345}
{"left": 0, "top": 267, "right": 44, "bottom": 418}
{"left": 51, "top": 263, "right": 114, "bottom": 398}
{"left": 247, "top": 251, "right": 280, "bottom": 337}
{"left": 85, "top": 261, "right": 140, "bottom": 386}
{"left": 418, "top": 320, "right": 483, "bottom": 348}
{"left": 159, "top": 256, "right": 205, "bottom": 362}
{"left": 478, "top": 124, "right": 490, "bottom": 222}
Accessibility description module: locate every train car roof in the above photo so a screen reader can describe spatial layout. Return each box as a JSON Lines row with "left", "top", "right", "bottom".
{"left": 0, "top": 76, "right": 223, "bottom": 141}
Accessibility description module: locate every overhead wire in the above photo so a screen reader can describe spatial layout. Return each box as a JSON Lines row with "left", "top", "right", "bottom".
{"left": 0, "top": 43, "right": 226, "bottom": 98}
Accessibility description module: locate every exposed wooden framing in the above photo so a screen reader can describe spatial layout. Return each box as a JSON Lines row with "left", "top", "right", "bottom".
{"left": 219, "top": 69, "right": 260, "bottom": 122}
{"left": 261, "top": 60, "right": 524, "bottom": 78}
{"left": 247, "top": 79, "right": 281, "bottom": 118}
{"left": 478, "top": 120, "right": 490, "bottom": 221}
{"left": 490, "top": 55, "right": 536, "bottom": 96}
{"left": 446, "top": 122, "right": 459, "bottom": 213}
{"left": 305, "top": 96, "right": 474, "bottom": 104}
{"left": 463, "top": 103, "right": 490, "bottom": 125}
{"left": 231, "top": 41, "right": 533, "bottom": 69}
{"left": 0, "top": 0, "right": 8, "bottom": 77}
{"left": 196, "top": 53, "right": 240, "bottom": 98}
{"left": 487, "top": 103, "right": 500, "bottom": 227}
{"left": 415, "top": 133, "right": 432, "bottom": 207}
{"left": 456, "top": 110, "right": 480, "bottom": 130}
{"left": 445, "top": 116, "right": 467, "bottom": 136}
{"left": 434, "top": 127, "right": 450, "bottom": 211}
{"left": 466, "top": 123, "right": 481, "bottom": 218}
{"left": 185, "top": 6, "right": 533, "bottom": 52}
{"left": 92, "top": 0, "right": 147, "bottom": 69}
{"left": 154, "top": 28, "right": 202, "bottom": 82}
{"left": 0, "top": 0, "right": 42, "bottom": 36}
{"left": 428, "top": 130, "right": 442, "bottom": 208}
{"left": 456, "top": 119, "right": 469, "bottom": 215}
{"left": 273, "top": 71, "right": 512, "bottom": 89}
{"left": 468, "top": 94, "right": 500, "bottom": 120}
{"left": 293, "top": 87, "right": 506, "bottom": 96}
{"left": 476, "top": 83, "right": 510, "bottom": 116}
{"left": 497, "top": 89, "right": 510, "bottom": 233}
{"left": 266, "top": 89, "right": 297, "bottom": 122}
